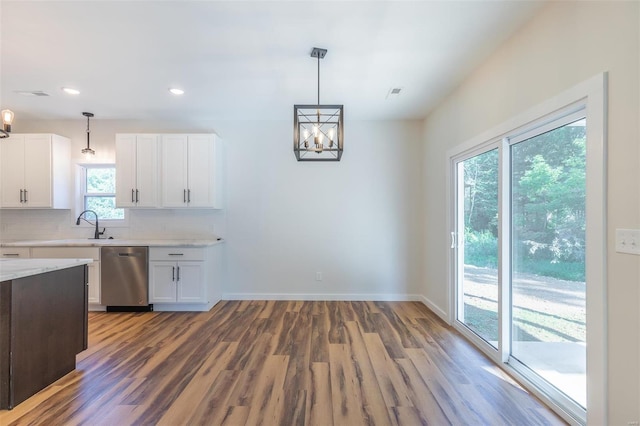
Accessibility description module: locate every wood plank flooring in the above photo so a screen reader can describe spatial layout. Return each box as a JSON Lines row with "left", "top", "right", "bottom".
{"left": 0, "top": 301, "right": 565, "bottom": 425}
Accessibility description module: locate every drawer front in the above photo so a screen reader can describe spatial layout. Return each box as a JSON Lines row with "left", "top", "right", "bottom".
{"left": 0, "top": 248, "right": 30, "bottom": 258}
{"left": 149, "top": 247, "right": 204, "bottom": 261}
{"left": 31, "top": 247, "right": 100, "bottom": 260}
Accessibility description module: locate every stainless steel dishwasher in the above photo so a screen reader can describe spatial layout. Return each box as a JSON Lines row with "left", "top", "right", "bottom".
{"left": 101, "top": 246, "right": 151, "bottom": 311}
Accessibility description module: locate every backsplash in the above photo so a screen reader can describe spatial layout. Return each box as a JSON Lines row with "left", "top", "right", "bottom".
{"left": 0, "top": 208, "right": 226, "bottom": 241}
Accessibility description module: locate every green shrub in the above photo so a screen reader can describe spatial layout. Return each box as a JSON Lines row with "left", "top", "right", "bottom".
{"left": 516, "top": 259, "right": 585, "bottom": 282}
{"left": 464, "top": 228, "right": 585, "bottom": 282}
{"left": 464, "top": 229, "right": 498, "bottom": 268}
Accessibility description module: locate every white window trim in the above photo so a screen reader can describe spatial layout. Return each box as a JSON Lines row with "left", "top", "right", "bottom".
{"left": 445, "top": 73, "right": 607, "bottom": 425}
{"left": 75, "top": 163, "right": 129, "bottom": 228}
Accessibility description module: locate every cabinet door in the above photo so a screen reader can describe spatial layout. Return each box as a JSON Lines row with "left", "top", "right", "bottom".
{"left": 135, "top": 135, "right": 159, "bottom": 207}
{"left": 0, "top": 135, "right": 25, "bottom": 207}
{"left": 187, "top": 135, "right": 215, "bottom": 207}
{"left": 115, "top": 135, "right": 137, "bottom": 208}
{"left": 149, "top": 262, "right": 177, "bottom": 302}
{"left": 23, "top": 134, "right": 53, "bottom": 207}
{"left": 161, "top": 135, "right": 189, "bottom": 207}
{"left": 87, "top": 261, "right": 101, "bottom": 304}
{"left": 176, "top": 262, "right": 206, "bottom": 303}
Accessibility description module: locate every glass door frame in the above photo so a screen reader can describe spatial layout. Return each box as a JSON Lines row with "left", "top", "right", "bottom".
{"left": 452, "top": 141, "right": 503, "bottom": 359}
{"left": 506, "top": 107, "right": 588, "bottom": 418}
{"left": 446, "top": 74, "right": 607, "bottom": 425}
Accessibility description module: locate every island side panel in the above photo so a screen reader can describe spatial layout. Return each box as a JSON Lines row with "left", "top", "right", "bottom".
{"left": 0, "top": 281, "right": 11, "bottom": 409}
{"left": 10, "top": 265, "right": 87, "bottom": 408}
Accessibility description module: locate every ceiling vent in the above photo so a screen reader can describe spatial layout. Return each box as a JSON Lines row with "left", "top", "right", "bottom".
{"left": 15, "top": 90, "right": 50, "bottom": 97}
{"left": 386, "top": 87, "right": 403, "bottom": 99}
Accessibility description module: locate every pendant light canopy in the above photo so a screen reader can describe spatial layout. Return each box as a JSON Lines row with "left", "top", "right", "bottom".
{"left": 82, "top": 112, "right": 95, "bottom": 157}
{"left": 294, "top": 47, "right": 343, "bottom": 161}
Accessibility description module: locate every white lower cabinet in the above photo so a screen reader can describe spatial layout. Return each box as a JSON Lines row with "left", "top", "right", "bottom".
{"left": 87, "top": 261, "right": 101, "bottom": 304}
{"left": 149, "top": 247, "right": 207, "bottom": 304}
{"left": 30, "top": 247, "right": 101, "bottom": 304}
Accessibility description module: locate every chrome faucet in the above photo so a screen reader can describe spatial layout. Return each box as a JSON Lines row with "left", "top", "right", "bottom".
{"left": 75, "top": 209, "right": 105, "bottom": 239}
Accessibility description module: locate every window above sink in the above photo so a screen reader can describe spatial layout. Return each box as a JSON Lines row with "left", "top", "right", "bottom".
{"left": 76, "top": 164, "right": 128, "bottom": 227}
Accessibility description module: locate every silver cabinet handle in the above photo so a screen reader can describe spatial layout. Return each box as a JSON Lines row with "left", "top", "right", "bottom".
{"left": 177, "top": 266, "right": 180, "bottom": 281}
{"left": 450, "top": 232, "right": 456, "bottom": 249}
{"left": 183, "top": 189, "right": 186, "bottom": 203}
{"left": 168, "top": 253, "right": 184, "bottom": 256}
{"left": 23, "top": 189, "right": 27, "bottom": 202}
{"left": 136, "top": 189, "right": 139, "bottom": 203}
{"left": 3, "top": 253, "right": 20, "bottom": 257}
{"left": 172, "top": 266, "right": 175, "bottom": 281}
{"left": 132, "top": 189, "right": 135, "bottom": 203}
{"left": 19, "top": 189, "right": 23, "bottom": 203}
{"left": 187, "top": 189, "right": 191, "bottom": 203}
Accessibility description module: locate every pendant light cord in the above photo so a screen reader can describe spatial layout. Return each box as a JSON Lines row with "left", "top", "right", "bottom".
{"left": 86, "top": 115, "right": 90, "bottom": 148}
{"left": 317, "top": 54, "right": 320, "bottom": 105}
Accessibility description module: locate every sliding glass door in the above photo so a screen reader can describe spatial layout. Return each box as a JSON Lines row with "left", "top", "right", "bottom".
{"left": 455, "top": 148, "right": 499, "bottom": 348}
{"left": 509, "top": 116, "right": 587, "bottom": 408}
{"left": 452, "top": 107, "right": 590, "bottom": 421}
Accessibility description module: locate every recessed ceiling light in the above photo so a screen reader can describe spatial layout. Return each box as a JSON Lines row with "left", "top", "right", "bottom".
{"left": 62, "top": 87, "right": 80, "bottom": 95}
{"left": 169, "top": 88, "right": 184, "bottom": 95}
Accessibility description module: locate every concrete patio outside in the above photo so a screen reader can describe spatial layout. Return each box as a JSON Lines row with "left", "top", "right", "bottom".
{"left": 462, "top": 265, "right": 586, "bottom": 407}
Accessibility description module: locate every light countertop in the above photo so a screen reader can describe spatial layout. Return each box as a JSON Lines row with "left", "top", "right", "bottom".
{"left": 1, "top": 238, "right": 224, "bottom": 248}
{"left": 0, "top": 258, "right": 93, "bottom": 282}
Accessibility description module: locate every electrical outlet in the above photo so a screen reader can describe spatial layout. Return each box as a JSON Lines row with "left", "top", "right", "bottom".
{"left": 315, "top": 272, "right": 322, "bottom": 281}
{"left": 615, "top": 229, "right": 640, "bottom": 255}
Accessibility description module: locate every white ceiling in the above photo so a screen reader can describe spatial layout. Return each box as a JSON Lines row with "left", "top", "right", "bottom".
{"left": 0, "top": 0, "right": 544, "bottom": 123}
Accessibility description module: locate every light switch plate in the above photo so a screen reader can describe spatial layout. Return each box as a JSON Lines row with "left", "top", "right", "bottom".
{"left": 615, "top": 229, "right": 640, "bottom": 255}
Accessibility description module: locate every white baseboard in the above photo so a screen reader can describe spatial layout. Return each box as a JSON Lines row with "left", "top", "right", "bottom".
{"left": 152, "top": 302, "right": 215, "bottom": 312}
{"left": 222, "top": 293, "right": 425, "bottom": 302}
{"left": 417, "top": 295, "right": 449, "bottom": 323}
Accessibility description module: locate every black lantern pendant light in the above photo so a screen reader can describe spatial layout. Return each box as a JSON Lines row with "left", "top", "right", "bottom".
{"left": 82, "top": 112, "right": 95, "bottom": 157}
{"left": 294, "top": 47, "right": 343, "bottom": 161}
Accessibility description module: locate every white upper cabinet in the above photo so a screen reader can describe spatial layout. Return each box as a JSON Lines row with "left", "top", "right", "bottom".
{"left": 161, "top": 134, "right": 222, "bottom": 208}
{"left": 115, "top": 134, "right": 160, "bottom": 208}
{"left": 0, "top": 134, "right": 70, "bottom": 209}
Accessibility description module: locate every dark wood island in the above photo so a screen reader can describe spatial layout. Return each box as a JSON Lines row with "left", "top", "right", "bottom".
{"left": 0, "top": 259, "right": 90, "bottom": 409}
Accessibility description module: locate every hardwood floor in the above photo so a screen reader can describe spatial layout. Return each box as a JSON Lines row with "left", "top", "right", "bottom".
{"left": 0, "top": 301, "right": 565, "bottom": 425}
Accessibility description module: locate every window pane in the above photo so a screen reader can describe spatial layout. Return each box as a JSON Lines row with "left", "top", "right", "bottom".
{"left": 86, "top": 168, "right": 116, "bottom": 193}
{"left": 510, "top": 118, "right": 586, "bottom": 407}
{"left": 457, "top": 148, "right": 499, "bottom": 347}
{"left": 85, "top": 196, "right": 124, "bottom": 220}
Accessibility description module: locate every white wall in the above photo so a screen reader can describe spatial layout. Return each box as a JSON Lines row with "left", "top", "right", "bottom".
{"left": 0, "top": 118, "right": 425, "bottom": 299}
{"left": 222, "top": 120, "right": 424, "bottom": 299}
{"left": 421, "top": 1, "right": 639, "bottom": 423}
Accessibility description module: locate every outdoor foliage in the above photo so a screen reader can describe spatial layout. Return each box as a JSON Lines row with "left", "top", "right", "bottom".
{"left": 85, "top": 168, "right": 124, "bottom": 220}
{"left": 463, "top": 121, "right": 586, "bottom": 281}
{"left": 464, "top": 229, "right": 498, "bottom": 268}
